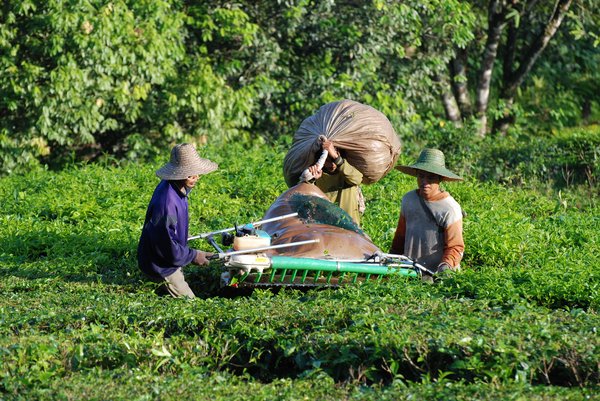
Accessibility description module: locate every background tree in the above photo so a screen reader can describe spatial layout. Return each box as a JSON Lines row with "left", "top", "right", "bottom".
{"left": 1, "top": 0, "right": 597, "bottom": 174}
{"left": 1, "top": 1, "right": 185, "bottom": 171}
{"left": 0, "top": 0, "right": 259, "bottom": 173}
{"left": 441, "top": 0, "right": 599, "bottom": 136}
{"left": 218, "top": 0, "right": 476, "bottom": 140}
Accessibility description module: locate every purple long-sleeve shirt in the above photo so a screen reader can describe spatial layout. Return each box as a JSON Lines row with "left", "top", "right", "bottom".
{"left": 137, "top": 180, "right": 197, "bottom": 279}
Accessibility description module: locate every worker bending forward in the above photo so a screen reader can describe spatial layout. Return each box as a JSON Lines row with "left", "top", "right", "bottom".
{"left": 138, "top": 143, "right": 217, "bottom": 298}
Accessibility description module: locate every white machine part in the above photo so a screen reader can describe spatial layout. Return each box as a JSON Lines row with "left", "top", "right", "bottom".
{"left": 226, "top": 253, "right": 272, "bottom": 273}
{"left": 233, "top": 234, "right": 271, "bottom": 251}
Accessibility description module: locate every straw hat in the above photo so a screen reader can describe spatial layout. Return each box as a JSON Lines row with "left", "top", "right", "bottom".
{"left": 156, "top": 143, "right": 218, "bottom": 180}
{"left": 395, "top": 148, "right": 462, "bottom": 181}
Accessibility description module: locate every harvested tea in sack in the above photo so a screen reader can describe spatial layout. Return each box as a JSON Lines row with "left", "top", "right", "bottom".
{"left": 283, "top": 99, "right": 402, "bottom": 187}
{"left": 260, "top": 183, "right": 380, "bottom": 259}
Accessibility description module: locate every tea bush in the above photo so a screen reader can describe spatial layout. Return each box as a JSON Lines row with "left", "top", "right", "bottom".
{"left": 476, "top": 125, "right": 600, "bottom": 188}
{"left": 404, "top": 123, "right": 600, "bottom": 192}
{"left": 0, "top": 140, "right": 598, "bottom": 399}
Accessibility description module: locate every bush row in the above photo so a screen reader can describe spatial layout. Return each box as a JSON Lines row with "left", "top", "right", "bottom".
{"left": 1, "top": 139, "right": 598, "bottom": 398}
{"left": 2, "top": 284, "right": 599, "bottom": 391}
{"left": 477, "top": 125, "right": 600, "bottom": 188}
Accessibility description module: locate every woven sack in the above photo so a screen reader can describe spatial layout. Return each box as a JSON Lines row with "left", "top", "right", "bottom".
{"left": 283, "top": 99, "right": 401, "bottom": 186}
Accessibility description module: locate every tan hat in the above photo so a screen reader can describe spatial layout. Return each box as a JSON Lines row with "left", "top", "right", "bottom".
{"left": 395, "top": 148, "right": 462, "bottom": 181}
{"left": 156, "top": 143, "right": 218, "bottom": 180}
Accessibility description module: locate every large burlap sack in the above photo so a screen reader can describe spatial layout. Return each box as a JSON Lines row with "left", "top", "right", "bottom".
{"left": 261, "top": 183, "right": 381, "bottom": 259}
{"left": 283, "top": 99, "right": 402, "bottom": 187}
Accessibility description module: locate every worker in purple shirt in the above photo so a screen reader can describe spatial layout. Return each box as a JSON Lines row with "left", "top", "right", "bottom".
{"left": 138, "top": 143, "right": 217, "bottom": 298}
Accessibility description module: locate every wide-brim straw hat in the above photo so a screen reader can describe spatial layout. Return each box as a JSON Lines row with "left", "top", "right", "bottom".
{"left": 156, "top": 143, "right": 218, "bottom": 180}
{"left": 395, "top": 148, "right": 463, "bottom": 181}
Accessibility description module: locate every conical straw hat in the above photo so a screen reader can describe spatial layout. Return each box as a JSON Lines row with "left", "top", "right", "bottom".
{"left": 395, "top": 148, "right": 462, "bottom": 181}
{"left": 156, "top": 143, "right": 218, "bottom": 180}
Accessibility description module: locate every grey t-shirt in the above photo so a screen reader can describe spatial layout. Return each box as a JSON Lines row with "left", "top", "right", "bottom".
{"left": 401, "top": 190, "right": 463, "bottom": 269}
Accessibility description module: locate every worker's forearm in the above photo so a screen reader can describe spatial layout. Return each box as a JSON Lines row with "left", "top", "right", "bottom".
{"left": 442, "top": 220, "right": 464, "bottom": 267}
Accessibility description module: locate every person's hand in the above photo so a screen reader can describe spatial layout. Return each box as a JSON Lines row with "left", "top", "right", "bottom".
{"left": 436, "top": 262, "right": 455, "bottom": 275}
{"left": 192, "top": 250, "right": 212, "bottom": 266}
{"left": 308, "top": 164, "right": 323, "bottom": 180}
{"left": 321, "top": 139, "right": 339, "bottom": 159}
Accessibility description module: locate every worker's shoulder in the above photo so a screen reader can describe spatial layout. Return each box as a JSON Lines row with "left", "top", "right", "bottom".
{"left": 442, "top": 192, "right": 462, "bottom": 208}
{"left": 338, "top": 159, "right": 363, "bottom": 175}
{"left": 432, "top": 193, "right": 463, "bottom": 220}
{"left": 402, "top": 189, "right": 419, "bottom": 201}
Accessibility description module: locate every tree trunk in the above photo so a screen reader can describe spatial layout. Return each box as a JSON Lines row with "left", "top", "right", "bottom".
{"left": 436, "top": 74, "right": 462, "bottom": 125}
{"left": 503, "top": 12, "right": 518, "bottom": 83}
{"left": 582, "top": 99, "right": 591, "bottom": 123}
{"left": 450, "top": 48, "right": 472, "bottom": 117}
{"left": 441, "top": 88, "right": 463, "bottom": 126}
{"left": 491, "top": 98, "right": 515, "bottom": 135}
{"left": 475, "top": 0, "right": 507, "bottom": 137}
{"left": 504, "top": 0, "right": 573, "bottom": 97}
{"left": 492, "top": 0, "right": 574, "bottom": 134}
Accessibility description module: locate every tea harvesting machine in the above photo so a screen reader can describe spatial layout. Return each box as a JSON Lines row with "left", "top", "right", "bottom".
{"left": 189, "top": 213, "right": 431, "bottom": 289}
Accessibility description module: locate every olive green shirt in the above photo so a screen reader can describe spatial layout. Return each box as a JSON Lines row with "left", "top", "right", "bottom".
{"left": 315, "top": 160, "right": 364, "bottom": 225}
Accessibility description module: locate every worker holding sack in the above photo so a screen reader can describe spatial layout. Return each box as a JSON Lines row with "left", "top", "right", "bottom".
{"left": 390, "top": 148, "right": 464, "bottom": 277}
{"left": 307, "top": 137, "right": 365, "bottom": 225}
{"left": 137, "top": 143, "right": 217, "bottom": 298}
{"left": 283, "top": 100, "right": 403, "bottom": 226}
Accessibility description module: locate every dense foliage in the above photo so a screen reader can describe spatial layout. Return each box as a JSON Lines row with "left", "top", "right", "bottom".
{"left": 1, "top": 0, "right": 598, "bottom": 398}
{"left": 2, "top": 0, "right": 598, "bottom": 174}
{"left": 1, "top": 138, "right": 598, "bottom": 399}
{"left": 476, "top": 125, "right": 600, "bottom": 187}
{"left": 410, "top": 123, "right": 600, "bottom": 189}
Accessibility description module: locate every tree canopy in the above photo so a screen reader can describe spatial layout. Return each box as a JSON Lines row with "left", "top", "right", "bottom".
{"left": 1, "top": 0, "right": 598, "bottom": 174}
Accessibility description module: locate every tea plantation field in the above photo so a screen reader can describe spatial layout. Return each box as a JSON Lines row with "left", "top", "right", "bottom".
{"left": 1, "top": 142, "right": 598, "bottom": 400}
